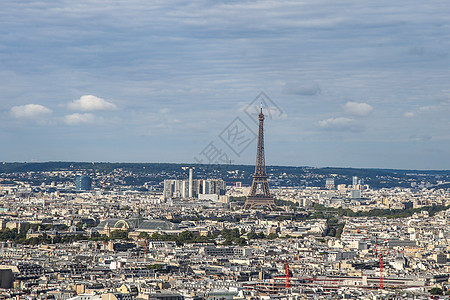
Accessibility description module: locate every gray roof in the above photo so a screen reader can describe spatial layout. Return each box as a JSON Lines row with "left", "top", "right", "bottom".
{"left": 96, "top": 218, "right": 178, "bottom": 231}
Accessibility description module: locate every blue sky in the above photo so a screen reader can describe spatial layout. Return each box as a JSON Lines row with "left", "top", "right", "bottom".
{"left": 1, "top": 0, "right": 450, "bottom": 169}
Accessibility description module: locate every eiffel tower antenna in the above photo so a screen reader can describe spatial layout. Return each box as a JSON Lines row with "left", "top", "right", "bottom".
{"left": 243, "top": 105, "right": 276, "bottom": 210}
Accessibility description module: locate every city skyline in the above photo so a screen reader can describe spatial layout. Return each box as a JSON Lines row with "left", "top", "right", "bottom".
{"left": 1, "top": 1, "right": 450, "bottom": 169}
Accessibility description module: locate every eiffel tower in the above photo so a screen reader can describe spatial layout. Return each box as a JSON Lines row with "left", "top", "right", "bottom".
{"left": 243, "top": 106, "right": 276, "bottom": 210}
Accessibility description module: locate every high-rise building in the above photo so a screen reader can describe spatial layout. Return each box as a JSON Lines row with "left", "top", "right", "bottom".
{"left": 164, "top": 179, "right": 186, "bottom": 199}
{"left": 350, "top": 176, "right": 361, "bottom": 199}
{"left": 188, "top": 168, "right": 193, "bottom": 198}
{"left": 163, "top": 169, "right": 226, "bottom": 200}
{"left": 75, "top": 175, "right": 92, "bottom": 191}
{"left": 352, "top": 176, "right": 358, "bottom": 187}
{"left": 202, "top": 179, "right": 226, "bottom": 195}
{"left": 325, "top": 178, "right": 335, "bottom": 190}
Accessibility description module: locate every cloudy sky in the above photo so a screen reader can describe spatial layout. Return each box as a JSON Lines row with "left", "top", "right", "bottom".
{"left": 1, "top": 0, "right": 450, "bottom": 169}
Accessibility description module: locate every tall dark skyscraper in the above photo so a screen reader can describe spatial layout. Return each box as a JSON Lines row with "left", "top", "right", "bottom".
{"left": 243, "top": 106, "right": 276, "bottom": 210}
{"left": 76, "top": 175, "right": 92, "bottom": 191}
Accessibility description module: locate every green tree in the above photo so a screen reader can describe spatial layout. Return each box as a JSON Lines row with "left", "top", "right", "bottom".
{"left": 311, "top": 211, "right": 324, "bottom": 219}
{"left": 336, "top": 223, "right": 345, "bottom": 239}
{"left": 138, "top": 232, "right": 149, "bottom": 239}
{"left": 247, "top": 231, "right": 258, "bottom": 240}
{"left": 75, "top": 222, "right": 83, "bottom": 231}
{"left": 328, "top": 217, "right": 339, "bottom": 224}
{"left": 109, "top": 230, "right": 128, "bottom": 240}
{"left": 233, "top": 237, "right": 247, "bottom": 246}
{"left": 146, "top": 264, "right": 163, "bottom": 270}
{"left": 221, "top": 228, "right": 240, "bottom": 240}
{"left": 327, "top": 228, "right": 336, "bottom": 237}
{"left": 221, "top": 239, "right": 233, "bottom": 246}
{"left": 430, "top": 287, "right": 443, "bottom": 295}
{"left": 0, "top": 228, "right": 18, "bottom": 241}
{"left": 89, "top": 232, "right": 109, "bottom": 241}
{"left": 267, "top": 233, "right": 278, "bottom": 239}
{"left": 178, "top": 231, "right": 195, "bottom": 243}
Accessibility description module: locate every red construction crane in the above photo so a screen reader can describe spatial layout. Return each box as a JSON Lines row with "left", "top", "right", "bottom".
{"left": 275, "top": 259, "right": 292, "bottom": 289}
{"left": 285, "top": 261, "right": 290, "bottom": 288}
{"left": 379, "top": 253, "right": 383, "bottom": 290}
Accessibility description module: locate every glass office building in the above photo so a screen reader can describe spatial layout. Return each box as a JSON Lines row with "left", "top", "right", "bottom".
{"left": 75, "top": 175, "right": 92, "bottom": 191}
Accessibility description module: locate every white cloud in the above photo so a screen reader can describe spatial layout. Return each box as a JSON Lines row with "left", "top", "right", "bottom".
{"left": 409, "top": 134, "right": 432, "bottom": 142}
{"left": 318, "top": 117, "right": 360, "bottom": 132}
{"left": 283, "top": 83, "right": 321, "bottom": 96}
{"left": 68, "top": 95, "right": 117, "bottom": 111}
{"left": 10, "top": 104, "right": 52, "bottom": 120}
{"left": 344, "top": 102, "right": 373, "bottom": 116}
{"left": 64, "top": 113, "right": 96, "bottom": 125}
{"left": 404, "top": 111, "right": 415, "bottom": 118}
{"left": 419, "top": 105, "right": 436, "bottom": 111}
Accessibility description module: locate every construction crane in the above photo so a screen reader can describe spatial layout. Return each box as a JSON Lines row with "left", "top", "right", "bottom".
{"left": 376, "top": 238, "right": 390, "bottom": 290}
{"left": 373, "top": 235, "right": 386, "bottom": 290}
{"left": 379, "top": 253, "right": 383, "bottom": 289}
{"left": 276, "top": 258, "right": 294, "bottom": 289}
{"left": 285, "top": 261, "right": 290, "bottom": 288}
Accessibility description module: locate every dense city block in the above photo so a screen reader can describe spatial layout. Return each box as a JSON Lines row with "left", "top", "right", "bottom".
{"left": 1, "top": 163, "right": 450, "bottom": 299}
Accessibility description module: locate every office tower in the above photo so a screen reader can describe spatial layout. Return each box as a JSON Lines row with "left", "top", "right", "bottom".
{"left": 163, "top": 178, "right": 225, "bottom": 200}
{"left": 202, "top": 179, "right": 226, "bottom": 195}
{"left": 325, "top": 178, "right": 335, "bottom": 190}
{"left": 352, "top": 176, "right": 358, "bottom": 187}
{"left": 163, "top": 179, "right": 188, "bottom": 200}
{"left": 75, "top": 175, "right": 92, "bottom": 191}
{"left": 189, "top": 168, "right": 193, "bottom": 198}
{"left": 351, "top": 176, "right": 361, "bottom": 199}
{"left": 243, "top": 106, "right": 276, "bottom": 210}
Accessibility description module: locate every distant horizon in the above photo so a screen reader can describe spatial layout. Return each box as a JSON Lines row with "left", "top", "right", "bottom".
{"left": 2, "top": 161, "right": 450, "bottom": 172}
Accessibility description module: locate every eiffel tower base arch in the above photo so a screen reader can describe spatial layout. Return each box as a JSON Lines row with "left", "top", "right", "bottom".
{"left": 243, "top": 196, "right": 276, "bottom": 210}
